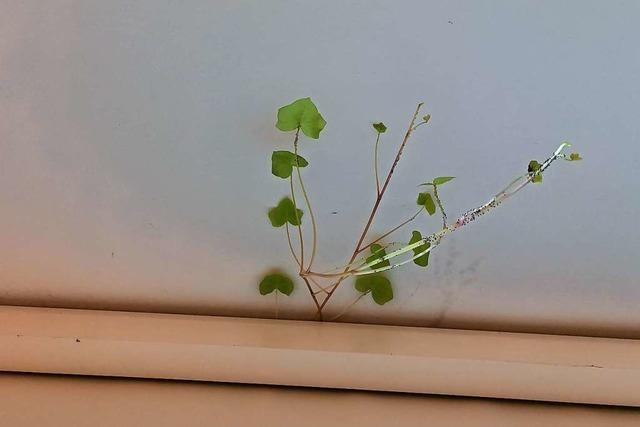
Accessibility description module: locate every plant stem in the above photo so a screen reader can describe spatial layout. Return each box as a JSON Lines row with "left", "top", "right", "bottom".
{"left": 309, "top": 277, "right": 331, "bottom": 294}
{"left": 285, "top": 128, "right": 322, "bottom": 318}
{"left": 302, "top": 276, "right": 323, "bottom": 320}
{"left": 374, "top": 132, "right": 381, "bottom": 196}
{"left": 285, "top": 224, "right": 302, "bottom": 269}
{"left": 289, "top": 174, "right": 304, "bottom": 271}
{"left": 304, "top": 143, "right": 572, "bottom": 284}
{"left": 412, "top": 117, "right": 430, "bottom": 131}
{"left": 345, "top": 143, "right": 573, "bottom": 276}
{"left": 293, "top": 134, "right": 318, "bottom": 271}
{"left": 433, "top": 185, "right": 447, "bottom": 228}
{"left": 354, "top": 103, "right": 423, "bottom": 253}
{"left": 328, "top": 291, "right": 369, "bottom": 321}
{"left": 357, "top": 207, "right": 424, "bottom": 255}
{"left": 318, "top": 103, "right": 424, "bottom": 311}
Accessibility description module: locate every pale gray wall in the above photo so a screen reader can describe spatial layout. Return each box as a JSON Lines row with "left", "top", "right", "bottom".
{"left": 1, "top": 1, "right": 638, "bottom": 336}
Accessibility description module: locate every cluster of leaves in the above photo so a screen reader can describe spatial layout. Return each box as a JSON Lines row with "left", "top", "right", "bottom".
{"left": 528, "top": 147, "right": 581, "bottom": 184}
{"left": 366, "top": 244, "right": 391, "bottom": 269}
{"left": 259, "top": 98, "right": 449, "bottom": 309}
{"left": 258, "top": 98, "right": 581, "bottom": 315}
{"left": 258, "top": 98, "right": 328, "bottom": 303}
{"left": 354, "top": 244, "right": 393, "bottom": 305}
{"left": 528, "top": 160, "right": 544, "bottom": 183}
{"left": 417, "top": 176, "right": 454, "bottom": 215}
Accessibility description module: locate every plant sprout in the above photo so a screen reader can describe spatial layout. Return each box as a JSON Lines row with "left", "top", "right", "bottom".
{"left": 258, "top": 97, "right": 581, "bottom": 320}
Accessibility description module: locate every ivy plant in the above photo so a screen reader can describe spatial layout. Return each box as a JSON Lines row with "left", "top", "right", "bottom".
{"left": 258, "top": 97, "right": 581, "bottom": 320}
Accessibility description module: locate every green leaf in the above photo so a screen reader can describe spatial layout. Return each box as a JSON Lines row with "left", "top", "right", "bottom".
{"left": 568, "top": 152, "right": 583, "bottom": 161}
{"left": 268, "top": 197, "right": 303, "bottom": 227}
{"left": 528, "top": 160, "right": 543, "bottom": 184}
{"left": 271, "top": 150, "right": 309, "bottom": 179}
{"left": 276, "top": 97, "right": 326, "bottom": 139}
{"left": 432, "top": 176, "right": 455, "bottom": 186}
{"left": 417, "top": 192, "right": 427, "bottom": 205}
{"left": 366, "top": 243, "right": 390, "bottom": 269}
{"left": 417, "top": 192, "right": 436, "bottom": 215}
{"left": 422, "top": 114, "right": 431, "bottom": 124}
{"left": 259, "top": 272, "right": 294, "bottom": 296}
{"left": 372, "top": 122, "right": 387, "bottom": 133}
{"left": 409, "top": 230, "right": 430, "bottom": 267}
{"left": 354, "top": 274, "right": 393, "bottom": 305}
{"left": 419, "top": 176, "right": 454, "bottom": 187}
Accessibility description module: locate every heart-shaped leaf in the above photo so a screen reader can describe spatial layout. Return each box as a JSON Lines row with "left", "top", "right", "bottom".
{"left": 568, "top": 152, "right": 582, "bottom": 161}
{"left": 268, "top": 197, "right": 303, "bottom": 227}
{"left": 372, "top": 122, "right": 387, "bottom": 133}
{"left": 409, "top": 230, "right": 430, "bottom": 267}
{"left": 417, "top": 192, "right": 436, "bottom": 215}
{"left": 259, "top": 272, "right": 294, "bottom": 296}
{"left": 366, "top": 243, "right": 390, "bottom": 269}
{"left": 271, "top": 150, "right": 309, "bottom": 179}
{"left": 528, "top": 160, "right": 543, "bottom": 183}
{"left": 276, "top": 97, "right": 326, "bottom": 139}
{"left": 354, "top": 274, "right": 393, "bottom": 305}
{"left": 422, "top": 114, "right": 431, "bottom": 124}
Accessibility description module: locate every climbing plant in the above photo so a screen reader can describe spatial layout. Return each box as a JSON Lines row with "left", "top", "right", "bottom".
{"left": 259, "top": 97, "right": 582, "bottom": 320}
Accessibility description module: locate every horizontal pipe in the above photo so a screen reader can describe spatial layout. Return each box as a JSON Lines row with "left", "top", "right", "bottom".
{"left": 1, "top": 305, "right": 639, "bottom": 406}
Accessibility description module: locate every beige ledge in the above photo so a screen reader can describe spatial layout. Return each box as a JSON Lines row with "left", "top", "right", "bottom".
{"left": 1, "top": 305, "right": 639, "bottom": 407}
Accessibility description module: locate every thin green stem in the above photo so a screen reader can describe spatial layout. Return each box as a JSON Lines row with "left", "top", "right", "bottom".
{"left": 289, "top": 174, "right": 304, "bottom": 271}
{"left": 293, "top": 134, "right": 318, "bottom": 271}
{"left": 285, "top": 224, "right": 302, "bottom": 269}
{"left": 374, "top": 132, "right": 381, "bottom": 195}
{"left": 412, "top": 121, "right": 427, "bottom": 131}
{"left": 286, "top": 128, "right": 322, "bottom": 317}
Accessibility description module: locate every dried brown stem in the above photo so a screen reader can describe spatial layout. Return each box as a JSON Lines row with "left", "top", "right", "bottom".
{"left": 302, "top": 276, "right": 323, "bottom": 320}
{"left": 318, "top": 103, "right": 424, "bottom": 311}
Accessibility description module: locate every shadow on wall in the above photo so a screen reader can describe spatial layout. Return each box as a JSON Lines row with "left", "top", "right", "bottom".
{"left": 4, "top": 294, "right": 639, "bottom": 340}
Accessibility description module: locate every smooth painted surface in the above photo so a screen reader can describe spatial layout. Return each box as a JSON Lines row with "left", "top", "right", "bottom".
{"left": 2, "top": 373, "right": 640, "bottom": 427}
{"left": 2, "top": 306, "right": 640, "bottom": 406}
{"left": 1, "top": 1, "right": 639, "bottom": 334}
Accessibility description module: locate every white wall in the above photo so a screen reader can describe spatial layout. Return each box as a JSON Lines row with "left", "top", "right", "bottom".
{"left": 1, "top": 1, "right": 638, "bottom": 335}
